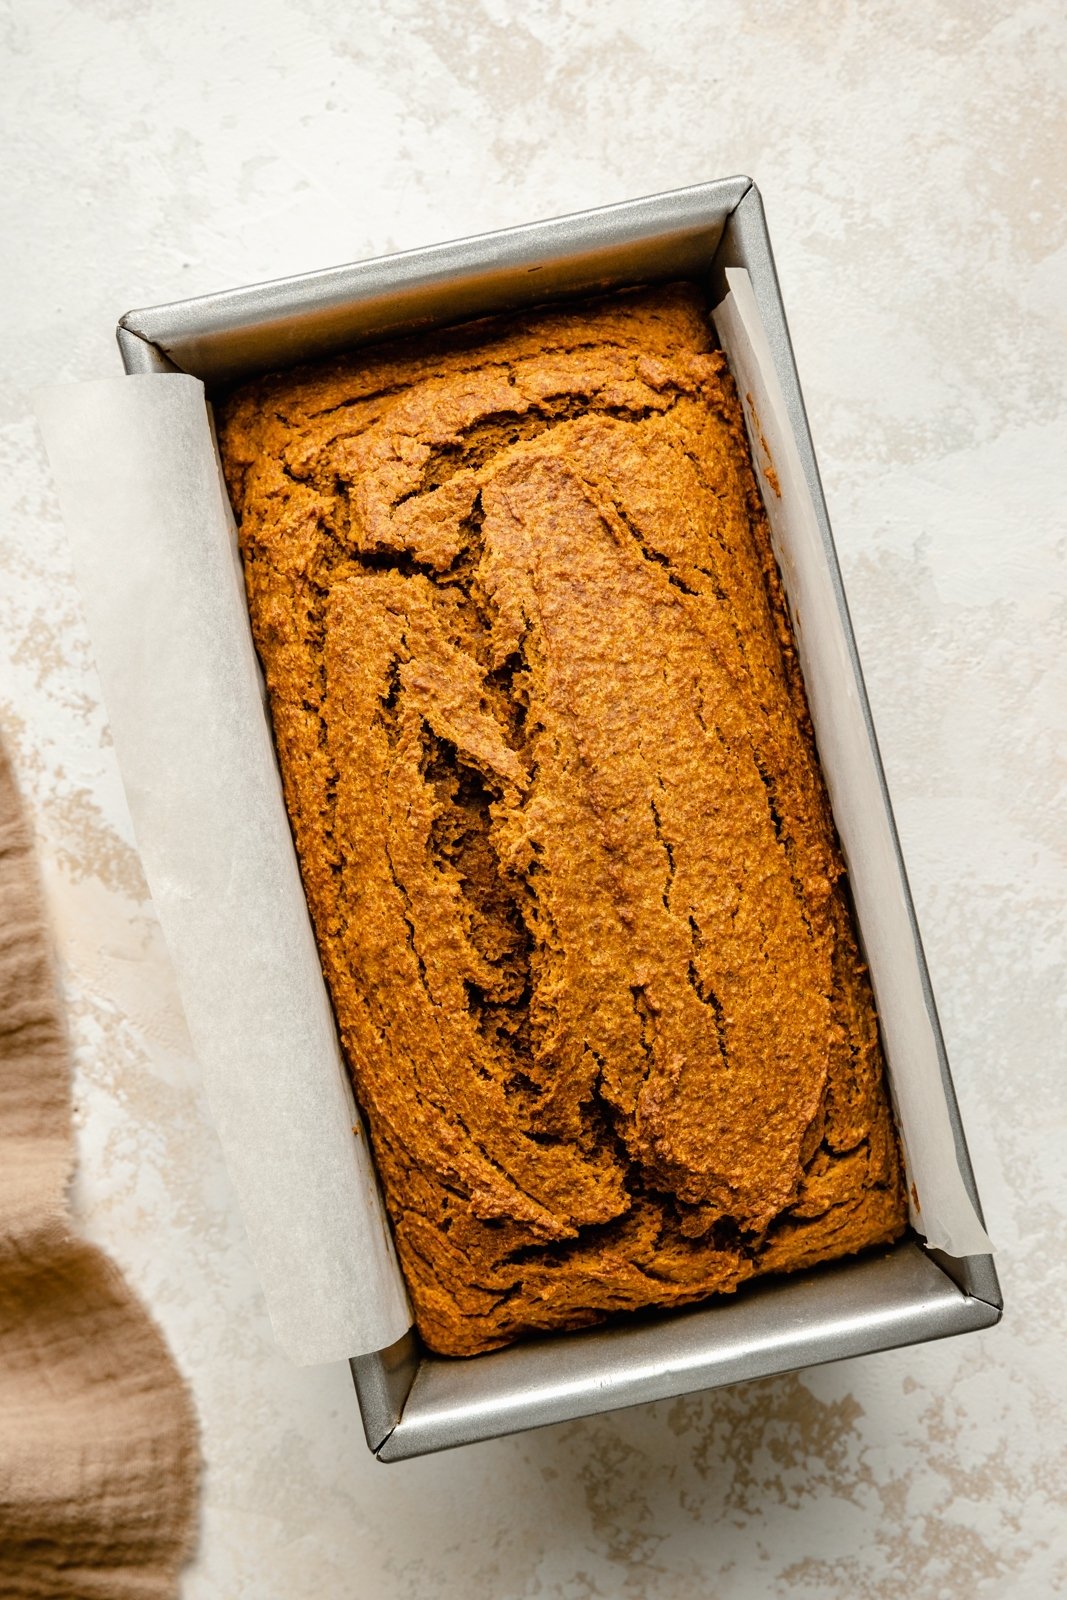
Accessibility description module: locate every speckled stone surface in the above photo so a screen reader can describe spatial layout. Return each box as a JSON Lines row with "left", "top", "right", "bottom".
{"left": 1, "top": 3, "right": 1064, "bottom": 1596}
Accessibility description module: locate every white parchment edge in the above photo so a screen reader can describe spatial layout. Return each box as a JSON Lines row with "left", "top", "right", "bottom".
{"left": 36, "top": 375, "right": 413, "bottom": 1364}
{"left": 714, "top": 268, "right": 991, "bottom": 1258}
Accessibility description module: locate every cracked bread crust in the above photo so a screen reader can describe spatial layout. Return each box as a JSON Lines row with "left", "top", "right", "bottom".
{"left": 217, "top": 284, "right": 907, "bottom": 1358}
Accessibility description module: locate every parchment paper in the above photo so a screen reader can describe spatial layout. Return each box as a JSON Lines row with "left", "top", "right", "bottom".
{"left": 714, "top": 268, "right": 991, "bottom": 1258}
{"left": 35, "top": 376, "right": 412, "bottom": 1364}
{"left": 35, "top": 284, "right": 989, "bottom": 1372}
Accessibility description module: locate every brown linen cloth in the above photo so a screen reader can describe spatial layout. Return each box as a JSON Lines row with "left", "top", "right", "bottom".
{"left": 0, "top": 739, "right": 198, "bottom": 1597}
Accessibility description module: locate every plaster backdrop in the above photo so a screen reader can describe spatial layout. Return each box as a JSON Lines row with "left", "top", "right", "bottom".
{"left": 2, "top": 2, "right": 1065, "bottom": 1596}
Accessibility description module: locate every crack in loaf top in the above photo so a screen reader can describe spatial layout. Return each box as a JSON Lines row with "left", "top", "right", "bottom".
{"left": 217, "top": 283, "right": 906, "bottom": 1357}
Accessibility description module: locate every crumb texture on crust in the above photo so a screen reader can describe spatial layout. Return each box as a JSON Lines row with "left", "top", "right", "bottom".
{"left": 217, "top": 284, "right": 907, "bottom": 1358}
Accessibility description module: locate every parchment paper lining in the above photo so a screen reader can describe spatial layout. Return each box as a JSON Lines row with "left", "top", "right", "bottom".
{"left": 715, "top": 268, "right": 990, "bottom": 1258}
{"left": 34, "top": 274, "right": 989, "bottom": 1364}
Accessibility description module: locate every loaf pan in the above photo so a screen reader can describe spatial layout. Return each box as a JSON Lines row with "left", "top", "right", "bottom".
{"left": 117, "top": 177, "right": 1001, "bottom": 1461}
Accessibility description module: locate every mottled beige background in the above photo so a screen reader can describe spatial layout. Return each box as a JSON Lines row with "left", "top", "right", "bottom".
{"left": 2, "top": 2, "right": 1065, "bottom": 1596}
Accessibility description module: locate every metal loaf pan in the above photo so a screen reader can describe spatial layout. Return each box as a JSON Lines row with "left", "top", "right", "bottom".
{"left": 118, "top": 177, "right": 1001, "bottom": 1461}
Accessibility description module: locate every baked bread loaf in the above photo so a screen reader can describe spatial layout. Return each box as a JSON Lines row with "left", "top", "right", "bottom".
{"left": 218, "top": 284, "right": 907, "bottom": 1358}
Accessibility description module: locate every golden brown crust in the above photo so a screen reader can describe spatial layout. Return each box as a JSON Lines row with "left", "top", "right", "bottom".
{"left": 218, "top": 284, "right": 907, "bottom": 1357}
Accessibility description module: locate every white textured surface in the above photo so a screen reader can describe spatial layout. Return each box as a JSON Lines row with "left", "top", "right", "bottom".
{"left": 1, "top": 2, "right": 1064, "bottom": 1595}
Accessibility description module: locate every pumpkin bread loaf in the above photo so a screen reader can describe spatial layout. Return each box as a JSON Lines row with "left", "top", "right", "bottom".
{"left": 217, "top": 284, "right": 907, "bottom": 1357}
